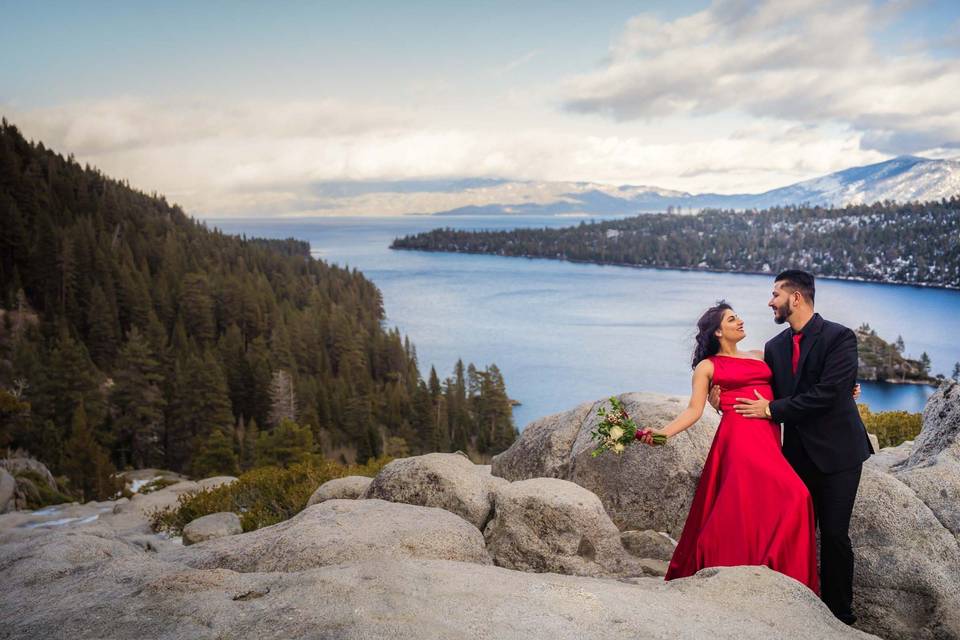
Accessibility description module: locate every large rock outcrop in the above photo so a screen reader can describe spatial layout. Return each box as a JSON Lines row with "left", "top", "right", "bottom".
{"left": 493, "top": 392, "right": 720, "bottom": 537}
{"left": 0, "top": 522, "right": 875, "bottom": 640}
{"left": 893, "top": 381, "right": 960, "bottom": 540}
{"left": 363, "top": 452, "right": 495, "bottom": 529}
{"left": 491, "top": 400, "right": 594, "bottom": 479}
{"left": 8, "top": 381, "right": 960, "bottom": 640}
{"left": 181, "top": 498, "right": 492, "bottom": 572}
{"left": 851, "top": 465, "right": 960, "bottom": 640}
{"left": 483, "top": 477, "right": 656, "bottom": 578}
{"left": 845, "top": 381, "right": 960, "bottom": 639}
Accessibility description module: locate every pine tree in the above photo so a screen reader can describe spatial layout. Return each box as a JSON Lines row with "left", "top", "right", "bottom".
{"left": 62, "top": 402, "right": 117, "bottom": 501}
{"left": 428, "top": 366, "right": 441, "bottom": 399}
{"left": 40, "top": 326, "right": 106, "bottom": 434}
{"left": 111, "top": 327, "right": 166, "bottom": 468}
{"left": 246, "top": 336, "right": 273, "bottom": 427}
{"left": 179, "top": 273, "right": 216, "bottom": 343}
{"left": 167, "top": 350, "right": 233, "bottom": 470}
{"left": 57, "top": 234, "right": 77, "bottom": 315}
{"left": 255, "top": 419, "right": 313, "bottom": 468}
{"left": 86, "top": 284, "right": 117, "bottom": 369}
{"left": 241, "top": 417, "right": 260, "bottom": 470}
{"left": 191, "top": 427, "right": 239, "bottom": 478}
{"left": 952, "top": 362, "right": 960, "bottom": 382}
{"left": 0, "top": 388, "right": 31, "bottom": 451}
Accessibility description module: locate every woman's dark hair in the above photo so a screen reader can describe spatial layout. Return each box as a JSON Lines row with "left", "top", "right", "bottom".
{"left": 692, "top": 300, "right": 733, "bottom": 369}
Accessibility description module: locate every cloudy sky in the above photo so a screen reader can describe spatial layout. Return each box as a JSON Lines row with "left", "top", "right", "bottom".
{"left": 3, "top": 0, "right": 959, "bottom": 217}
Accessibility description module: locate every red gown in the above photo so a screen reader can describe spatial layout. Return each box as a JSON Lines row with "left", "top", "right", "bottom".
{"left": 664, "top": 355, "right": 819, "bottom": 594}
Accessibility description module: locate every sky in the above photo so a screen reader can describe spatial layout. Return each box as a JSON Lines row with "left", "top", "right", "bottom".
{"left": 2, "top": 0, "right": 960, "bottom": 217}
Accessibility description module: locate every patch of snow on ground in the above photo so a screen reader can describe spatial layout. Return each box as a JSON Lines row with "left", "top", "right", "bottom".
{"left": 129, "top": 477, "right": 159, "bottom": 493}
{"left": 24, "top": 517, "right": 81, "bottom": 528}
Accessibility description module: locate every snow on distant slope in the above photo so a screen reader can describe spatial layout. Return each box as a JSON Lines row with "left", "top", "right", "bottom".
{"left": 426, "top": 156, "right": 960, "bottom": 215}
{"left": 746, "top": 156, "right": 960, "bottom": 209}
{"left": 289, "top": 157, "right": 960, "bottom": 216}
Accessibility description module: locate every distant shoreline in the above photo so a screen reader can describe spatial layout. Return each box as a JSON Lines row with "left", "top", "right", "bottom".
{"left": 868, "top": 378, "right": 941, "bottom": 388}
{"left": 390, "top": 245, "right": 960, "bottom": 293}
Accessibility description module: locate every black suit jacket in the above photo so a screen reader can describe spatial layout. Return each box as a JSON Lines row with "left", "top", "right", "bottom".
{"left": 764, "top": 313, "right": 874, "bottom": 474}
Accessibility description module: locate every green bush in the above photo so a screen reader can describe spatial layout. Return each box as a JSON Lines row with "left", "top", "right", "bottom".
{"left": 858, "top": 404, "right": 923, "bottom": 449}
{"left": 149, "top": 454, "right": 392, "bottom": 535}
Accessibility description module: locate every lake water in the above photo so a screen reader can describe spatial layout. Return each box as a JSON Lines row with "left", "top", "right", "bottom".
{"left": 210, "top": 215, "right": 958, "bottom": 428}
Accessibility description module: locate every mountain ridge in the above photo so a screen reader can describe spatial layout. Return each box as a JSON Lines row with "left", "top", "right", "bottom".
{"left": 426, "top": 155, "right": 960, "bottom": 216}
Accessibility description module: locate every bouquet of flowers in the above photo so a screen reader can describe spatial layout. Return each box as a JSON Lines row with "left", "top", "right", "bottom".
{"left": 590, "top": 396, "right": 667, "bottom": 457}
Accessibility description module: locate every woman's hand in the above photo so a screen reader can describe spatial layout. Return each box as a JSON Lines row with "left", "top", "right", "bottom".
{"left": 636, "top": 428, "right": 667, "bottom": 446}
{"left": 853, "top": 383, "right": 861, "bottom": 400}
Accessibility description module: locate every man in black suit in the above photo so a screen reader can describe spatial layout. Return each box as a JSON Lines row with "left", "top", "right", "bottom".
{"left": 732, "top": 269, "right": 874, "bottom": 625}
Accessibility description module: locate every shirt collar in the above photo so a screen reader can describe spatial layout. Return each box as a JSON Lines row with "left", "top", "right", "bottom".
{"left": 791, "top": 314, "right": 816, "bottom": 337}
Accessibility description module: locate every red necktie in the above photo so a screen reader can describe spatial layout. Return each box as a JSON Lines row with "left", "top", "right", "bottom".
{"left": 791, "top": 333, "right": 803, "bottom": 374}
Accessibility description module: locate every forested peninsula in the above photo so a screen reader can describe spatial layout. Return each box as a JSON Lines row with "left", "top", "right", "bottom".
{"left": 0, "top": 120, "right": 517, "bottom": 500}
{"left": 391, "top": 200, "right": 960, "bottom": 289}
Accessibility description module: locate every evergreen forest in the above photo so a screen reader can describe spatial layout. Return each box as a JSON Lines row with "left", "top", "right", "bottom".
{"left": 0, "top": 120, "right": 517, "bottom": 499}
{"left": 392, "top": 200, "right": 960, "bottom": 289}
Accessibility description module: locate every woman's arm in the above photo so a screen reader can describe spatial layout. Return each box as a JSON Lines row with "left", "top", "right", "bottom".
{"left": 639, "top": 359, "right": 712, "bottom": 442}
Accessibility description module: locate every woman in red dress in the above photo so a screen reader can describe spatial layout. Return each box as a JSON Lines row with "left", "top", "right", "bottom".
{"left": 637, "top": 301, "right": 819, "bottom": 594}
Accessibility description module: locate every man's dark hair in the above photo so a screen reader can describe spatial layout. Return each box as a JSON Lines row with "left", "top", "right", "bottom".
{"left": 775, "top": 269, "right": 815, "bottom": 305}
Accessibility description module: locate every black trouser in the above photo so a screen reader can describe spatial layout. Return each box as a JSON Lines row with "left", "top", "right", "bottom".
{"left": 788, "top": 444, "right": 863, "bottom": 623}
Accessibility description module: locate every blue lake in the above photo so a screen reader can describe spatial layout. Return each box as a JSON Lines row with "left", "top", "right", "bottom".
{"left": 209, "top": 215, "right": 958, "bottom": 428}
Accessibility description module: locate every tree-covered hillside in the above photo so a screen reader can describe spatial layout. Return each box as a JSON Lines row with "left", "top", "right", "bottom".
{"left": 392, "top": 200, "right": 960, "bottom": 289}
{"left": 0, "top": 120, "right": 516, "bottom": 498}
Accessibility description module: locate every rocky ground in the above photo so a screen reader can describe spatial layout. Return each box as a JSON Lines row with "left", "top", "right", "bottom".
{"left": 2, "top": 383, "right": 958, "bottom": 639}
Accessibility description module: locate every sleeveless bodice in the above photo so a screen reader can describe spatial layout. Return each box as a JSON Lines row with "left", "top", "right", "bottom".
{"left": 708, "top": 355, "right": 774, "bottom": 412}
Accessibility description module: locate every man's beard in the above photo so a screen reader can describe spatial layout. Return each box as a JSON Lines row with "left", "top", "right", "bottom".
{"left": 773, "top": 301, "right": 791, "bottom": 324}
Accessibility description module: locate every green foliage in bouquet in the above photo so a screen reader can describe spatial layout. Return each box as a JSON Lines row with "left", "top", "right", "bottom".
{"left": 590, "top": 396, "right": 665, "bottom": 457}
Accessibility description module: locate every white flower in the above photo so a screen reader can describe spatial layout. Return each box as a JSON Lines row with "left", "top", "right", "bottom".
{"left": 609, "top": 426, "right": 624, "bottom": 440}
{"left": 612, "top": 442, "right": 625, "bottom": 454}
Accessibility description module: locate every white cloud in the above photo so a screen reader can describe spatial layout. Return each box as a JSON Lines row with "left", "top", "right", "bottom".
{"left": 561, "top": 0, "right": 960, "bottom": 155}
{"left": 4, "top": 94, "right": 889, "bottom": 216}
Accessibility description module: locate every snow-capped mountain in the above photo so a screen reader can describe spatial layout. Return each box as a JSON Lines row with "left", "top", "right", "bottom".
{"left": 736, "top": 155, "right": 960, "bottom": 210}
{"left": 296, "top": 156, "right": 960, "bottom": 216}
{"left": 422, "top": 155, "right": 960, "bottom": 216}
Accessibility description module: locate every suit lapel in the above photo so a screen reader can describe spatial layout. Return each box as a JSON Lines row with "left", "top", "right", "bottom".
{"left": 773, "top": 330, "right": 793, "bottom": 395}
{"left": 791, "top": 314, "right": 823, "bottom": 393}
